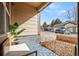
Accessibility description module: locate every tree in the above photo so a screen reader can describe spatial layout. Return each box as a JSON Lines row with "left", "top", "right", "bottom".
{"left": 73, "top": 6, "right": 77, "bottom": 22}
{"left": 54, "top": 18, "right": 62, "bottom": 25}
{"left": 42, "top": 22, "right": 48, "bottom": 30}
{"left": 50, "top": 18, "right": 62, "bottom": 27}
{"left": 66, "top": 10, "right": 72, "bottom": 21}
{"left": 66, "top": 6, "right": 78, "bottom": 22}
{"left": 51, "top": 20, "right": 55, "bottom": 27}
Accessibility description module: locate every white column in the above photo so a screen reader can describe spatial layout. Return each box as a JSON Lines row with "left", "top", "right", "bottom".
{"left": 38, "top": 13, "right": 41, "bottom": 43}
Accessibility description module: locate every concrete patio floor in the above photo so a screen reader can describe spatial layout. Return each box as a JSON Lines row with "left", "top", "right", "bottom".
{"left": 17, "top": 35, "right": 57, "bottom": 56}
{"left": 28, "top": 44, "right": 57, "bottom": 56}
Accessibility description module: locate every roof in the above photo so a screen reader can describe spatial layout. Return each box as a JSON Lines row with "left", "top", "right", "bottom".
{"left": 63, "top": 21, "right": 77, "bottom": 25}
{"left": 53, "top": 21, "right": 77, "bottom": 28}
{"left": 53, "top": 23, "right": 64, "bottom": 28}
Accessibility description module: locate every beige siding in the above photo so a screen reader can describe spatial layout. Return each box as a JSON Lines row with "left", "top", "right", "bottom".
{"left": 65, "top": 23, "right": 75, "bottom": 28}
{"left": 65, "top": 23, "right": 77, "bottom": 33}
{"left": 11, "top": 3, "right": 40, "bottom": 35}
{"left": 17, "top": 14, "right": 39, "bottom": 35}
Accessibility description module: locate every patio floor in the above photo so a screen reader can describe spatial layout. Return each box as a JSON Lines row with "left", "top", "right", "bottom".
{"left": 17, "top": 35, "right": 57, "bottom": 56}
{"left": 29, "top": 44, "right": 57, "bottom": 56}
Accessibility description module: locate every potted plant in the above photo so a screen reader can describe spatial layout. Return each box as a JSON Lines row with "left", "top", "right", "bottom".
{"left": 10, "top": 22, "right": 25, "bottom": 45}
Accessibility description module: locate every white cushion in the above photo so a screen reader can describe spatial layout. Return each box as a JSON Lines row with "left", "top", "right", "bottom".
{"left": 9, "top": 43, "right": 30, "bottom": 51}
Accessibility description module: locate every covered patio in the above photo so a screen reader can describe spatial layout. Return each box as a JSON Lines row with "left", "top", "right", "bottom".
{"left": 0, "top": 2, "right": 57, "bottom": 56}
{"left": 0, "top": 2, "right": 78, "bottom": 56}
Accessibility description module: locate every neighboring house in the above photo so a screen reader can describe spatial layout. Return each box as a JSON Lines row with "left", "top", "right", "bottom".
{"left": 64, "top": 21, "right": 77, "bottom": 33}
{"left": 52, "top": 23, "right": 64, "bottom": 32}
{"left": 52, "top": 21, "right": 77, "bottom": 33}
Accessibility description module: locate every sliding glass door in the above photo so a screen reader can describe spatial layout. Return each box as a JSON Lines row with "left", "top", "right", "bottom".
{"left": 0, "top": 3, "right": 5, "bottom": 35}
{"left": 0, "top": 2, "right": 11, "bottom": 35}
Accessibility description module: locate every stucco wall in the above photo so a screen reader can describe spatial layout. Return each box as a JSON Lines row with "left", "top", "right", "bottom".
{"left": 40, "top": 31, "right": 56, "bottom": 42}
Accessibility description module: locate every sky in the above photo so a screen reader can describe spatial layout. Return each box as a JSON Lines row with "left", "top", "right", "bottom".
{"left": 40, "top": 2, "right": 77, "bottom": 25}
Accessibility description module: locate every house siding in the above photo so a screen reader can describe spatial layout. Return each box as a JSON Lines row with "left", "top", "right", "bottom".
{"left": 11, "top": 3, "right": 40, "bottom": 35}
{"left": 17, "top": 14, "right": 39, "bottom": 35}
{"left": 65, "top": 23, "right": 77, "bottom": 33}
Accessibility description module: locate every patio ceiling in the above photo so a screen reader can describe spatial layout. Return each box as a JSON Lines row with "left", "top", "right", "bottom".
{"left": 12, "top": 2, "right": 51, "bottom": 12}
{"left": 25, "top": 2, "right": 42, "bottom": 7}
{"left": 25, "top": 2, "right": 51, "bottom": 11}
{"left": 11, "top": 2, "right": 51, "bottom": 25}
